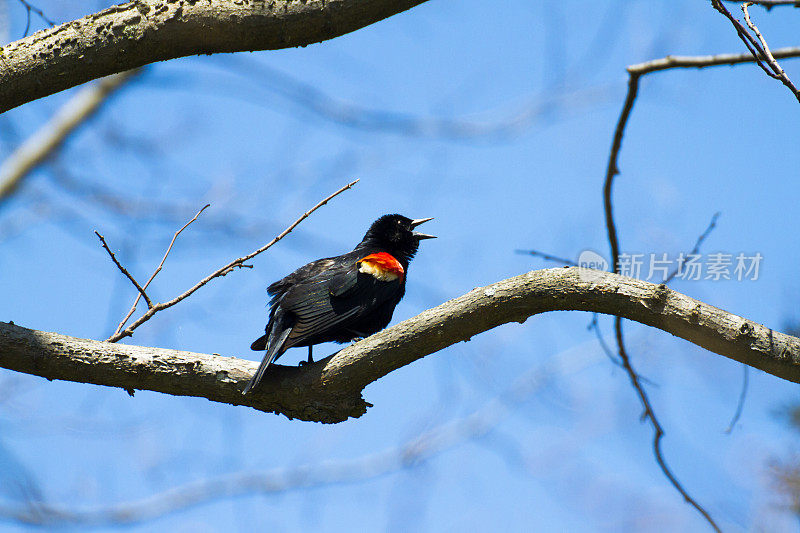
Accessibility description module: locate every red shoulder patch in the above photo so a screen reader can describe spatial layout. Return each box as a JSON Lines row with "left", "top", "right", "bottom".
{"left": 358, "top": 252, "right": 405, "bottom": 281}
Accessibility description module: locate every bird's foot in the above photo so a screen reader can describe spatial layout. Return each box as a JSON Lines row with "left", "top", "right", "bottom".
{"left": 299, "top": 346, "right": 314, "bottom": 367}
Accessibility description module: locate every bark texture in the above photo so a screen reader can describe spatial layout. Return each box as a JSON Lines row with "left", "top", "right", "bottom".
{"left": 0, "top": 0, "right": 430, "bottom": 113}
{"left": 2, "top": 268, "right": 798, "bottom": 423}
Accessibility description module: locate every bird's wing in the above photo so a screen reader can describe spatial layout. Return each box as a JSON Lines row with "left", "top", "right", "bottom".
{"left": 280, "top": 264, "right": 401, "bottom": 345}
{"left": 267, "top": 257, "right": 338, "bottom": 297}
{"left": 328, "top": 265, "right": 360, "bottom": 297}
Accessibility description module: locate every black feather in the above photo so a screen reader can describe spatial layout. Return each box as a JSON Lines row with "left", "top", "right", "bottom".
{"left": 243, "top": 214, "right": 433, "bottom": 394}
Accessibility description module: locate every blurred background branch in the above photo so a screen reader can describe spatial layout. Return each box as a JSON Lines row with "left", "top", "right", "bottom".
{"left": 0, "top": 70, "right": 139, "bottom": 205}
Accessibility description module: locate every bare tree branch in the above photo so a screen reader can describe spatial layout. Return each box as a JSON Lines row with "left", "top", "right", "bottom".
{"left": 2, "top": 267, "right": 799, "bottom": 423}
{"left": 600, "top": 50, "right": 800, "bottom": 301}
{"left": 514, "top": 249, "right": 577, "bottom": 266}
{"left": 665, "top": 212, "right": 721, "bottom": 283}
{"left": 612, "top": 316, "right": 721, "bottom": 532}
{"left": 0, "top": 344, "right": 600, "bottom": 527}
{"left": 626, "top": 46, "right": 800, "bottom": 74}
{"left": 741, "top": 2, "right": 799, "bottom": 89}
{"left": 595, "top": 43, "right": 800, "bottom": 533}
{"left": 0, "top": 70, "right": 138, "bottom": 203}
{"left": 216, "top": 56, "right": 615, "bottom": 141}
{"left": 0, "top": 345, "right": 602, "bottom": 527}
{"left": 710, "top": 1, "right": 800, "bottom": 101}
{"left": 722, "top": 0, "right": 800, "bottom": 7}
{"left": 105, "top": 179, "right": 358, "bottom": 343}
{"left": 14, "top": 0, "right": 56, "bottom": 38}
{"left": 600, "top": 34, "right": 800, "bottom": 531}
{"left": 110, "top": 204, "right": 210, "bottom": 338}
{"left": 725, "top": 365, "right": 749, "bottom": 433}
{"left": 0, "top": 0, "right": 431, "bottom": 113}
{"left": 94, "top": 231, "right": 153, "bottom": 309}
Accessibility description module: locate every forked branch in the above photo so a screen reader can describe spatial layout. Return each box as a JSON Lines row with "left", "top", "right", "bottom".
{"left": 99, "top": 180, "right": 358, "bottom": 343}
{"left": 711, "top": 0, "right": 800, "bottom": 101}
{"left": 109, "top": 204, "right": 210, "bottom": 338}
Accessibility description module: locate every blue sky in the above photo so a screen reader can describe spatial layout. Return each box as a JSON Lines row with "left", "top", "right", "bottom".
{"left": 2, "top": 0, "right": 800, "bottom": 531}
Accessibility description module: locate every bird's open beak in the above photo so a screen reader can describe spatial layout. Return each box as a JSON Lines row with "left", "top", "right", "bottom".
{"left": 410, "top": 217, "right": 436, "bottom": 240}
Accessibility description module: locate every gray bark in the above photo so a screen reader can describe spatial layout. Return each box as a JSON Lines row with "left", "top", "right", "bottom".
{"left": 2, "top": 268, "right": 798, "bottom": 423}
{"left": 0, "top": 0, "right": 430, "bottom": 113}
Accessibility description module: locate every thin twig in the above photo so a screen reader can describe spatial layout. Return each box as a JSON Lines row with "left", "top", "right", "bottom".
{"left": 610, "top": 319, "right": 720, "bottom": 532}
{"left": 603, "top": 72, "right": 640, "bottom": 274}
{"left": 741, "top": 2, "right": 797, "bottom": 88}
{"left": 106, "top": 179, "right": 358, "bottom": 343}
{"left": 743, "top": 2, "right": 781, "bottom": 67}
{"left": 627, "top": 46, "right": 800, "bottom": 74}
{"left": 722, "top": 0, "right": 800, "bottom": 10}
{"left": 725, "top": 365, "right": 750, "bottom": 433}
{"left": 586, "top": 317, "right": 655, "bottom": 388}
{"left": 588, "top": 315, "right": 661, "bottom": 386}
{"left": 711, "top": 0, "right": 800, "bottom": 101}
{"left": 665, "top": 212, "right": 721, "bottom": 283}
{"left": 588, "top": 314, "right": 623, "bottom": 366}
{"left": 601, "top": 52, "right": 727, "bottom": 533}
{"left": 715, "top": 1, "right": 784, "bottom": 79}
{"left": 596, "top": 49, "right": 800, "bottom": 528}
{"left": 597, "top": 46, "right": 800, "bottom": 530}
{"left": 112, "top": 204, "right": 210, "bottom": 336}
{"left": 514, "top": 249, "right": 577, "bottom": 266}
{"left": 16, "top": 0, "right": 55, "bottom": 38}
{"left": 94, "top": 232, "right": 152, "bottom": 309}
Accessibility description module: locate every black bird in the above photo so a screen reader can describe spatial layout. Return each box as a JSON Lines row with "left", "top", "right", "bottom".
{"left": 243, "top": 214, "right": 435, "bottom": 394}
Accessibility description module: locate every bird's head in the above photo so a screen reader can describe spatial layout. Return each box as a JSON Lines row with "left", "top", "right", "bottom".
{"left": 360, "top": 214, "right": 435, "bottom": 262}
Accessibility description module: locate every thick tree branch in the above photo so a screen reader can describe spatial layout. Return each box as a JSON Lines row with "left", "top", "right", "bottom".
{"left": 0, "top": 0, "right": 430, "bottom": 113}
{"left": 0, "top": 346, "right": 595, "bottom": 527}
{"left": 2, "top": 268, "right": 799, "bottom": 423}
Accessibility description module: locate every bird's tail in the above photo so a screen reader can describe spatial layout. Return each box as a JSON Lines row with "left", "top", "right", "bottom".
{"left": 242, "top": 312, "right": 293, "bottom": 395}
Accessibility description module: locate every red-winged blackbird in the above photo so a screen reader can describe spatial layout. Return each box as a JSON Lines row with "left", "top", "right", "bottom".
{"left": 242, "top": 214, "right": 435, "bottom": 394}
